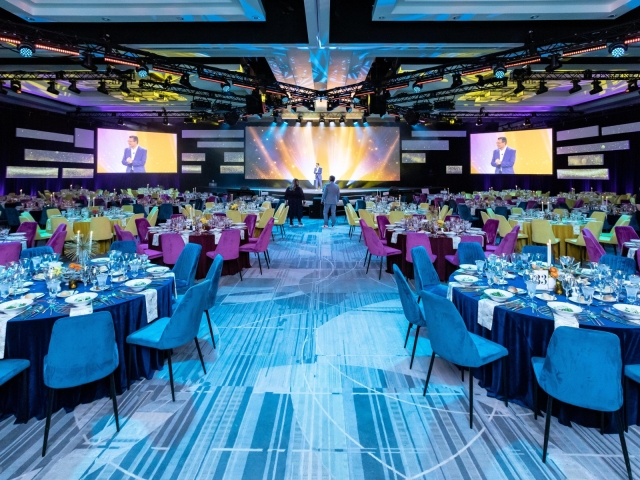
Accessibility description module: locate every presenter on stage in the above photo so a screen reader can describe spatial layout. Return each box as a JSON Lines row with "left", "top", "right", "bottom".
{"left": 322, "top": 175, "right": 340, "bottom": 229}
{"left": 121, "top": 135, "right": 147, "bottom": 173}
{"left": 490, "top": 137, "right": 516, "bottom": 174}
{"left": 313, "top": 163, "right": 322, "bottom": 190}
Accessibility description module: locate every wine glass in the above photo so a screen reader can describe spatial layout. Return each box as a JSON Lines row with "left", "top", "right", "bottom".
{"left": 475, "top": 260, "right": 485, "bottom": 277}
{"left": 526, "top": 280, "right": 538, "bottom": 312}
{"left": 582, "top": 285, "right": 595, "bottom": 318}
{"left": 486, "top": 271, "right": 495, "bottom": 289}
{"left": 0, "top": 281, "right": 9, "bottom": 302}
{"left": 625, "top": 285, "right": 639, "bottom": 305}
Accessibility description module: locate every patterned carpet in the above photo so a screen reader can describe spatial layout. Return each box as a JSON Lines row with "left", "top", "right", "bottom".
{"left": 0, "top": 218, "right": 638, "bottom": 479}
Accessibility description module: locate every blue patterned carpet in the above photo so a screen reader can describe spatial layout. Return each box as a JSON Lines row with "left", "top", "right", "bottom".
{"left": 1, "top": 218, "right": 638, "bottom": 479}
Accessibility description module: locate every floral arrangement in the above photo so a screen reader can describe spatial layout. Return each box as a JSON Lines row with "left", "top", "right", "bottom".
{"left": 229, "top": 204, "right": 239, "bottom": 210}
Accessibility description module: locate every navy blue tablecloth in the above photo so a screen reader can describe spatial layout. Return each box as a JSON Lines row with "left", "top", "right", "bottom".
{"left": 449, "top": 273, "right": 640, "bottom": 432}
{"left": 0, "top": 276, "right": 174, "bottom": 422}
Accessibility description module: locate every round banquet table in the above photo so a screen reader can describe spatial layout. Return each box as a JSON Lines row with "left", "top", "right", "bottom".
{"left": 46, "top": 217, "right": 127, "bottom": 253}
{"left": 384, "top": 230, "right": 455, "bottom": 282}
{"left": 509, "top": 220, "right": 583, "bottom": 256}
{"left": 148, "top": 229, "right": 250, "bottom": 279}
{"left": 448, "top": 272, "right": 640, "bottom": 431}
{"left": 0, "top": 273, "right": 173, "bottom": 422}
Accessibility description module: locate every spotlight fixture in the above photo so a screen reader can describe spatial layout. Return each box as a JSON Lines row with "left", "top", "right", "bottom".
{"left": 352, "top": 96, "right": 360, "bottom": 104}
{"left": 609, "top": 42, "right": 628, "bottom": 58}
{"left": 163, "top": 116, "right": 169, "bottom": 125}
{"left": 319, "top": 114, "right": 326, "bottom": 124}
{"left": 513, "top": 80, "right": 525, "bottom": 95}
{"left": 545, "top": 54, "right": 562, "bottom": 72}
{"left": 184, "top": 117, "right": 197, "bottom": 124}
{"left": 339, "top": 115, "right": 345, "bottom": 124}
{"left": 222, "top": 80, "right": 232, "bottom": 92}
{"left": 0, "top": 83, "right": 6, "bottom": 95}
{"left": 302, "top": 99, "right": 315, "bottom": 111}
{"left": 476, "top": 117, "right": 483, "bottom": 126}
{"left": 589, "top": 79, "right": 603, "bottom": 95}
{"left": 345, "top": 105, "right": 353, "bottom": 113}
{"left": 627, "top": 79, "right": 639, "bottom": 93}
{"left": 450, "top": 73, "right": 463, "bottom": 88}
{"left": 68, "top": 79, "right": 81, "bottom": 94}
{"left": 97, "top": 80, "right": 109, "bottom": 95}
{"left": 476, "top": 75, "right": 486, "bottom": 87}
{"left": 46, "top": 80, "right": 59, "bottom": 95}
{"left": 117, "top": 117, "right": 124, "bottom": 126}
{"left": 327, "top": 99, "right": 339, "bottom": 111}
{"left": 536, "top": 80, "right": 549, "bottom": 95}
{"left": 81, "top": 53, "right": 97, "bottom": 72}
{"left": 493, "top": 64, "right": 507, "bottom": 79}
{"left": 297, "top": 114, "right": 302, "bottom": 123}
{"left": 136, "top": 65, "right": 149, "bottom": 78}
{"left": 17, "top": 42, "right": 34, "bottom": 58}
{"left": 281, "top": 95, "right": 290, "bottom": 105}
{"left": 179, "top": 74, "right": 191, "bottom": 88}
{"left": 568, "top": 79, "right": 582, "bottom": 94}
{"left": 119, "top": 80, "right": 131, "bottom": 94}
{"left": 412, "top": 82, "right": 422, "bottom": 93}
{"left": 523, "top": 117, "right": 531, "bottom": 127}
{"left": 10, "top": 80, "right": 21, "bottom": 93}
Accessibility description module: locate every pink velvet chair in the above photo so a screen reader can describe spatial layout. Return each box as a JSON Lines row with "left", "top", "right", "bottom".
{"left": 161, "top": 233, "right": 185, "bottom": 266}
{"left": 114, "top": 224, "right": 125, "bottom": 241}
{"left": 16, "top": 222, "right": 37, "bottom": 248}
{"left": 206, "top": 229, "right": 242, "bottom": 280}
{"left": 615, "top": 226, "right": 639, "bottom": 252}
{"left": 239, "top": 218, "right": 275, "bottom": 275}
{"left": 361, "top": 220, "right": 401, "bottom": 279}
{"left": 483, "top": 219, "right": 500, "bottom": 249}
{"left": 53, "top": 223, "right": 67, "bottom": 235}
{"left": 405, "top": 232, "right": 436, "bottom": 264}
{"left": 445, "top": 236, "right": 483, "bottom": 267}
{"left": 377, "top": 215, "right": 390, "bottom": 242}
{"left": 0, "top": 242, "right": 21, "bottom": 266}
{"left": 135, "top": 218, "right": 151, "bottom": 243}
{"left": 244, "top": 214, "right": 257, "bottom": 238}
{"left": 45, "top": 230, "right": 66, "bottom": 255}
{"left": 573, "top": 199, "right": 584, "bottom": 209}
{"left": 485, "top": 225, "right": 519, "bottom": 259}
{"left": 583, "top": 227, "right": 606, "bottom": 262}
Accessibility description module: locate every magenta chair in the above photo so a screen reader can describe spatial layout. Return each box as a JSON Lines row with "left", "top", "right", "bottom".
{"left": 206, "top": 229, "right": 243, "bottom": 280}
{"left": 134, "top": 218, "right": 163, "bottom": 261}
{"left": 45, "top": 230, "right": 66, "bottom": 255}
{"left": 526, "top": 201, "right": 538, "bottom": 210}
{"left": 485, "top": 226, "right": 519, "bottom": 259}
{"left": 17, "top": 222, "right": 37, "bottom": 248}
{"left": 244, "top": 214, "right": 257, "bottom": 238}
{"left": 405, "top": 232, "right": 436, "bottom": 264}
{"left": 239, "top": 218, "right": 274, "bottom": 275}
{"left": 583, "top": 228, "right": 606, "bottom": 262}
{"left": 120, "top": 229, "right": 136, "bottom": 242}
{"left": 616, "top": 226, "right": 639, "bottom": 252}
{"left": 114, "top": 224, "right": 125, "bottom": 241}
{"left": 0, "top": 242, "right": 21, "bottom": 266}
{"left": 361, "top": 221, "right": 401, "bottom": 279}
{"left": 482, "top": 219, "right": 499, "bottom": 249}
{"left": 573, "top": 199, "right": 584, "bottom": 209}
{"left": 161, "top": 233, "right": 185, "bottom": 266}
{"left": 135, "top": 218, "right": 151, "bottom": 243}
{"left": 52, "top": 223, "right": 67, "bottom": 235}
{"left": 445, "top": 236, "right": 483, "bottom": 267}
{"left": 377, "top": 215, "right": 390, "bottom": 242}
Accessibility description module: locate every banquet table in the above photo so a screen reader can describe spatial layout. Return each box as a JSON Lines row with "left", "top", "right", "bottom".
{"left": 509, "top": 219, "right": 583, "bottom": 256}
{"left": 448, "top": 271, "right": 640, "bottom": 431}
{"left": 46, "top": 216, "right": 127, "bottom": 253}
{"left": 0, "top": 272, "right": 173, "bottom": 421}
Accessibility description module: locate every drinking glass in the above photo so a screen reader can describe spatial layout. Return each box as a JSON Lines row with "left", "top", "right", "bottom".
{"left": 526, "top": 280, "right": 538, "bottom": 311}
{"left": 486, "top": 271, "right": 495, "bottom": 289}
{"left": 582, "top": 285, "right": 595, "bottom": 317}
{"left": 91, "top": 268, "right": 98, "bottom": 291}
{"left": 97, "top": 273, "right": 108, "bottom": 289}
{"left": 625, "top": 285, "right": 639, "bottom": 305}
{"left": 630, "top": 275, "right": 640, "bottom": 286}
{"left": 475, "top": 260, "right": 485, "bottom": 277}
{"left": 0, "top": 282, "right": 9, "bottom": 301}
{"left": 130, "top": 260, "right": 140, "bottom": 277}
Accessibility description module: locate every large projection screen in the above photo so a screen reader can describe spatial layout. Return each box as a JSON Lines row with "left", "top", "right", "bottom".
{"left": 470, "top": 128, "right": 553, "bottom": 175}
{"left": 245, "top": 126, "right": 400, "bottom": 182}
{"left": 97, "top": 129, "right": 177, "bottom": 173}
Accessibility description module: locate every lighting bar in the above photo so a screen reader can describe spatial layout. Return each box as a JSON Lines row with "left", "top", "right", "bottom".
{"left": 104, "top": 56, "right": 140, "bottom": 67}
{"left": 414, "top": 76, "right": 444, "bottom": 86}
{"left": 386, "top": 82, "right": 410, "bottom": 91}
{"left": 624, "top": 37, "right": 640, "bottom": 44}
{"left": 355, "top": 90, "right": 375, "bottom": 96}
{"left": 35, "top": 44, "right": 80, "bottom": 56}
{"left": 462, "top": 66, "right": 492, "bottom": 76}
{"left": 199, "top": 75, "right": 225, "bottom": 84}
{"left": 233, "top": 82, "right": 256, "bottom": 90}
{"left": 562, "top": 44, "right": 607, "bottom": 57}
{"left": 265, "top": 88, "right": 286, "bottom": 95}
{"left": 505, "top": 55, "right": 541, "bottom": 68}
{"left": 0, "top": 35, "right": 18, "bottom": 44}
{"left": 152, "top": 66, "right": 184, "bottom": 76}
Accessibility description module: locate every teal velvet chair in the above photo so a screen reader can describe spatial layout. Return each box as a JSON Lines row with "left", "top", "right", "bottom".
{"left": 172, "top": 243, "right": 202, "bottom": 295}
{"left": 599, "top": 254, "right": 636, "bottom": 277}
{"left": 42, "top": 312, "right": 120, "bottom": 456}
{"left": 411, "top": 246, "right": 447, "bottom": 298}
{"left": 532, "top": 327, "right": 631, "bottom": 480}
{"left": 0, "top": 359, "right": 30, "bottom": 422}
{"left": 418, "top": 290, "right": 509, "bottom": 429}
{"left": 127, "top": 280, "right": 211, "bottom": 401}
{"left": 393, "top": 264, "right": 428, "bottom": 369}
{"left": 624, "top": 364, "right": 640, "bottom": 434}
{"left": 110, "top": 240, "right": 138, "bottom": 254}
{"left": 20, "top": 246, "right": 53, "bottom": 259}
{"left": 458, "top": 242, "right": 485, "bottom": 265}
{"left": 203, "top": 255, "right": 224, "bottom": 348}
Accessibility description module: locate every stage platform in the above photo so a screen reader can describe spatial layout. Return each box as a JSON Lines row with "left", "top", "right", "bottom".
{"left": 198, "top": 186, "right": 444, "bottom": 201}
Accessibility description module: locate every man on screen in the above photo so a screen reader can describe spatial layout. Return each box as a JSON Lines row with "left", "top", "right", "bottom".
{"left": 490, "top": 137, "right": 516, "bottom": 174}
{"left": 121, "top": 136, "right": 147, "bottom": 173}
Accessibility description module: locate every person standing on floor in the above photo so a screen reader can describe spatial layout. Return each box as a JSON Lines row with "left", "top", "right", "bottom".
{"left": 322, "top": 175, "right": 340, "bottom": 229}
{"left": 284, "top": 178, "right": 305, "bottom": 227}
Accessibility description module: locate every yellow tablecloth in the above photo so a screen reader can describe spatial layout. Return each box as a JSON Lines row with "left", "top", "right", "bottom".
{"left": 509, "top": 220, "right": 584, "bottom": 257}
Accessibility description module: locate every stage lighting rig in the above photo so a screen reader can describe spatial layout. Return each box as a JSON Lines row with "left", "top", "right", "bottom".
{"left": 136, "top": 65, "right": 149, "bottom": 78}
{"left": 589, "top": 79, "right": 603, "bottom": 95}
{"left": 319, "top": 114, "right": 326, "bottom": 124}
{"left": 10, "top": 80, "right": 21, "bottom": 93}
{"left": 536, "top": 80, "right": 548, "bottom": 95}
{"left": 545, "top": 54, "right": 562, "bottom": 72}
{"left": 97, "top": 81, "right": 109, "bottom": 95}
{"left": 119, "top": 80, "right": 131, "bottom": 94}
{"left": 81, "top": 54, "right": 97, "bottom": 72}
{"left": 513, "top": 80, "right": 525, "bottom": 95}
{"left": 68, "top": 79, "right": 81, "bottom": 94}
{"left": 493, "top": 64, "right": 507, "bottom": 79}
{"left": 451, "top": 74, "right": 463, "bottom": 88}
{"left": 46, "top": 80, "right": 59, "bottom": 95}
{"left": 412, "top": 82, "right": 422, "bottom": 93}
{"left": 609, "top": 41, "right": 628, "bottom": 58}
{"left": 18, "top": 42, "right": 34, "bottom": 58}
{"left": 569, "top": 79, "right": 582, "bottom": 94}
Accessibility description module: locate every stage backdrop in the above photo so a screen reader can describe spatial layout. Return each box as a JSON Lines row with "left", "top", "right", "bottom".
{"left": 97, "top": 129, "right": 177, "bottom": 174}
{"left": 244, "top": 125, "right": 400, "bottom": 183}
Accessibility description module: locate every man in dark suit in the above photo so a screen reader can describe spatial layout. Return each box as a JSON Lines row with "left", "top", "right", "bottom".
{"left": 121, "top": 135, "right": 147, "bottom": 173}
{"left": 490, "top": 137, "right": 516, "bottom": 174}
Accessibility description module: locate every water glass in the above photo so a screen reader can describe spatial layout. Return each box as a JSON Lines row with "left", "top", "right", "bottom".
{"left": 582, "top": 285, "right": 595, "bottom": 316}
{"left": 625, "top": 285, "right": 639, "bottom": 304}
{"left": 475, "top": 260, "right": 485, "bottom": 277}
{"left": 525, "top": 280, "right": 538, "bottom": 310}
{"left": 97, "top": 273, "right": 108, "bottom": 289}
{"left": 0, "top": 282, "right": 9, "bottom": 301}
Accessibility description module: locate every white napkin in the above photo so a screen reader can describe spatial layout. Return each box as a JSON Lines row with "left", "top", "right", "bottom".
{"left": 452, "top": 236, "right": 461, "bottom": 250}
{"left": 447, "top": 282, "right": 462, "bottom": 301}
{"left": 240, "top": 229, "right": 245, "bottom": 240}
{"left": 152, "top": 232, "right": 161, "bottom": 247}
{"left": 628, "top": 247, "right": 637, "bottom": 259}
{"left": 139, "top": 289, "right": 158, "bottom": 322}
{"left": 162, "top": 272, "right": 177, "bottom": 297}
{"left": 391, "top": 232, "right": 399, "bottom": 244}
{"left": 180, "top": 233, "right": 190, "bottom": 245}
{"left": 214, "top": 231, "right": 222, "bottom": 243}
{"left": 553, "top": 313, "right": 579, "bottom": 329}
{"left": 572, "top": 223, "right": 580, "bottom": 235}
{"left": 478, "top": 298, "right": 499, "bottom": 330}
{"left": 69, "top": 304, "right": 93, "bottom": 317}
{"left": 471, "top": 207, "right": 476, "bottom": 215}
{"left": 0, "top": 312, "right": 19, "bottom": 360}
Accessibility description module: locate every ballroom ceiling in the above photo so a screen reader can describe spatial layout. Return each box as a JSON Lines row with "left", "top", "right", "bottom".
{"left": 0, "top": 0, "right": 639, "bottom": 122}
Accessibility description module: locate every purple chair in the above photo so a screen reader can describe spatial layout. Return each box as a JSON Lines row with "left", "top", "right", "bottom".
{"left": 239, "top": 218, "right": 275, "bottom": 275}
{"left": 377, "top": 215, "right": 391, "bottom": 242}
{"left": 526, "top": 201, "right": 538, "bottom": 210}
{"left": 616, "top": 226, "right": 639, "bottom": 253}
{"left": 445, "top": 236, "right": 483, "bottom": 267}
{"left": 135, "top": 218, "right": 151, "bottom": 243}
{"left": 94, "top": 198, "right": 105, "bottom": 206}
{"left": 45, "top": 230, "right": 66, "bottom": 255}
{"left": 161, "top": 233, "right": 185, "bottom": 266}
{"left": 583, "top": 228, "right": 606, "bottom": 263}
{"left": 114, "top": 224, "right": 125, "bottom": 241}
{"left": 455, "top": 198, "right": 466, "bottom": 204}
{"left": 0, "top": 242, "right": 21, "bottom": 266}
{"left": 119, "top": 230, "right": 136, "bottom": 242}
{"left": 361, "top": 220, "right": 401, "bottom": 279}
{"left": 245, "top": 214, "right": 257, "bottom": 238}
{"left": 206, "top": 196, "right": 216, "bottom": 202}
{"left": 556, "top": 197, "right": 566, "bottom": 205}
{"left": 206, "top": 229, "right": 243, "bottom": 280}
{"left": 52, "top": 223, "right": 67, "bottom": 235}
{"left": 405, "top": 233, "right": 436, "bottom": 264}
{"left": 485, "top": 225, "right": 519, "bottom": 259}
{"left": 432, "top": 197, "right": 443, "bottom": 207}
{"left": 17, "top": 222, "right": 37, "bottom": 248}
{"left": 572, "top": 199, "right": 584, "bottom": 209}
{"left": 171, "top": 214, "right": 186, "bottom": 221}
{"left": 483, "top": 219, "right": 500, "bottom": 248}
{"left": 444, "top": 215, "right": 459, "bottom": 222}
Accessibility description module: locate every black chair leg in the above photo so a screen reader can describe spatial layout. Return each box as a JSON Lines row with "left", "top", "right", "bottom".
{"left": 542, "top": 395, "right": 553, "bottom": 462}
{"left": 378, "top": 257, "right": 383, "bottom": 280}
{"left": 409, "top": 326, "right": 421, "bottom": 369}
{"left": 266, "top": 249, "right": 271, "bottom": 264}
{"left": 127, "top": 344, "right": 134, "bottom": 386}
{"left": 624, "top": 377, "right": 628, "bottom": 433}
{"left": 502, "top": 356, "right": 509, "bottom": 407}
{"left": 109, "top": 372, "right": 120, "bottom": 432}
{"left": 205, "top": 309, "right": 216, "bottom": 348}
{"left": 404, "top": 323, "right": 412, "bottom": 348}
{"left": 469, "top": 367, "right": 474, "bottom": 429}
{"left": 194, "top": 338, "right": 207, "bottom": 374}
{"left": 264, "top": 252, "right": 270, "bottom": 269}
{"left": 614, "top": 409, "right": 633, "bottom": 480}
{"left": 533, "top": 380, "right": 542, "bottom": 420}
{"left": 366, "top": 255, "right": 372, "bottom": 274}
{"left": 461, "top": 367, "right": 464, "bottom": 382}
{"left": 42, "top": 388, "right": 55, "bottom": 456}
{"left": 363, "top": 251, "right": 369, "bottom": 266}
{"left": 166, "top": 351, "right": 176, "bottom": 402}
{"left": 601, "top": 411, "right": 605, "bottom": 435}
{"left": 423, "top": 351, "right": 436, "bottom": 396}
{"left": 257, "top": 252, "right": 263, "bottom": 274}
{"left": 237, "top": 258, "right": 243, "bottom": 281}
{"left": 21, "top": 368, "right": 29, "bottom": 423}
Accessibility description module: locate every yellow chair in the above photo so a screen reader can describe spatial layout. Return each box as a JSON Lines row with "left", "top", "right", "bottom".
{"left": 366, "top": 201, "right": 375, "bottom": 209}
{"left": 48, "top": 217, "right": 74, "bottom": 241}
{"left": 438, "top": 205, "right": 449, "bottom": 220}
{"left": 346, "top": 204, "right": 360, "bottom": 239}
{"left": 480, "top": 211, "right": 490, "bottom": 224}
{"left": 599, "top": 215, "right": 630, "bottom": 254}
{"left": 195, "top": 209, "right": 202, "bottom": 217}
{"left": 19, "top": 213, "right": 52, "bottom": 242}
{"left": 496, "top": 215, "right": 528, "bottom": 241}
{"left": 566, "top": 221, "right": 604, "bottom": 261}
{"left": 358, "top": 209, "right": 378, "bottom": 230}
{"left": 90, "top": 217, "right": 114, "bottom": 253}
{"left": 147, "top": 207, "right": 158, "bottom": 227}
{"left": 124, "top": 214, "right": 144, "bottom": 237}
{"left": 226, "top": 210, "right": 242, "bottom": 223}
{"left": 589, "top": 211, "right": 607, "bottom": 223}
{"left": 273, "top": 206, "right": 289, "bottom": 238}
{"left": 205, "top": 202, "right": 215, "bottom": 209}
{"left": 531, "top": 219, "right": 560, "bottom": 259}
{"left": 553, "top": 208, "right": 567, "bottom": 218}
{"left": 122, "top": 205, "right": 134, "bottom": 213}
{"left": 388, "top": 211, "right": 405, "bottom": 224}
{"left": 486, "top": 208, "right": 496, "bottom": 218}
{"left": 47, "top": 208, "right": 62, "bottom": 217}
{"left": 256, "top": 208, "right": 275, "bottom": 229}
{"left": 511, "top": 208, "right": 524, "bottom": 215}
{"left": 419, "top": 203, "right": 430, "bottom": 210}
{"left": 262, "top": 201, "right": 272, "bottom": 209}
{"left": 183, "top": 204, "right": 193, "bottom": 217}
{"left": 274, "top": 203, "right": 285, "bottom": 223}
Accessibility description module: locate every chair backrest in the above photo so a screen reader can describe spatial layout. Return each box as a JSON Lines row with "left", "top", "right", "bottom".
{"left": 358, "top": 209, "right": 377, "bottom": 228}
{"left": 438, "top": 205, "right": 450, "bottom": 220}
{"left": 147, "top": 206, "right": 159, "bottom": 227}
{"left": 19, "top": 212, "right": 36, "bottom": 224}
{"left": 494, "top": 214, "right": 513, "bottom": 238}
{"left": 274, "top": 207, "right": 289, "bottom": 226}
{"left": 46, "top": 230, "right": 66, "bottom": 254}
{"left": 573, "top": 199, "right": 584, "bottom": 208}
{"left": 480, "top": 211, "right": 490, "bottom": 225}
{"left": 511, "top": 207, "right": 524, "bottom": 215}
{"left": 114, "top": 223, "right": 125, "bottom": 241}
{"left": 493, "top": 225, "right": 519, "bottom": 256}
{"left": 345, "top": 204, "right": 358, "bottom": 227}
{"left": 362, "top": 220, "right": 386, "bottom": 256}
{"left": 245, "top": 214, "right": 257, "bottom": 237}
{"left": 157, "top": 281, "right": 210, "bottom": 350}
{"left": 214, "top": 228, "right": 241, "bottom": 261}
{"left": 419, "top": 203, "right": 430, "bottom": 210}
{"left": 110, "top": 240, "right": 138, "bottom": 254}
{"left": 494, "top": 206, "right": 509, "bottom": 218}
{"left": 124, "top": 214, "right": 144, "bottom": 237}
{"left": 599, "top": 254, "right": 636, "bottom": 276}
{"left": 274, "top": 203, "right": 285, "bottom": 222}
{"left": 589, "top": 211, "right": 607, "bottom": 223}
{"left": 20, "top": 245, "right": 54, "bottom": 259}
{"left": 583, "top": 228, "right": 606, "bottom": 262}
{"left": 226, "top": 210, "right": 242, "bottom": 223}
{"left": 531, "top": 219, "right": 556, "bottom": 244}
{"left": 405, "top": 233, "right": 434, "bottom": 263}
{"left": 161, "top": 233, "right": 186, "bottom": 265}
{"left": 411, "top": 246, "right": 440, "bottom": 289}
{"left": 122, "top": 205, "right": 134, "bottom": 213}
{"left": 458, "top": 242, "right": 485, "bottom": 265}
{"left": 135, "top": 218, "right": 151, "bottom": 243}
{"left": 538, "top": 327, "right": 622, "bottom": 411}
{"left": 482, "top": 219, "right": 499, "bottom": 245}
{"left": 388, "top": 211, "right": 405, "bottom": 224}
{"left": 158, "top": 203, "right": 174, "bottom": 222}
{"left": 614, "top": 214, "right": 631, "bottom": 229}
{"left": 256, "top": 208, "right": 275, "bottom": 229}
{"left": 418, "top": 291, "right": 483, "bottom": 367}
{"left": 615, "top": 225, "right": 639, "bottom": 250}
{"left": 16, "top": 222, "right": 37, "bottom": 248}
{"left": 182, "top": 204, "right": 193, "bottom": 217}
{"left": 262, "top": 201, "right": 272, "bottom": 209}
{"left": 204, "top": 254, "right": 225, "bottom": 310}
{"left": 393, "top": 264, "right": 425, "bottom": 327}
{"left": 526, "top": 201, "right": 538, "bottom": 210}
{"left": 254, "top": 218, "right": 275, "bottom": 252}
{"left": 49, "top": 217, "right": 73, "bottom": 241}
{"left": 90, "top": 217, "right": 113, "bottom": 241}
{"left": 44, "top": 311, "right": 118, "bottom": 389}
{"left": 172, "top": 243, "right": 202, "bottom": 291}
{"left": 377, "top": 215, "right": 390, "bottom": 239}
{"left": 573, "top": 221, "right": 603, "bottom": 247}
{"left": 486, "top": 207, "right": 495, "bottom": 218}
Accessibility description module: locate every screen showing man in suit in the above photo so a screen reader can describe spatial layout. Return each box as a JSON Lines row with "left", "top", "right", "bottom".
{"left": 470, "top": 129, "right": 552, "bottom": 175}
{"left": 97, "top": 129, "right": 177, "bottom": 173}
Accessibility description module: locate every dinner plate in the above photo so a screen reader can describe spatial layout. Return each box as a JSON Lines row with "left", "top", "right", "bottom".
{"left": 23, "top": 292, "right": 44, "bottom": 300}
{"left": 90, "top": 285, "right": 111, "bottom": 292}
{"left": 484, "top": 289, "right": 514, "bottom": 303}
{"left": 613, "top": 304, "right": 640, "bottom": 320}
{"left": 9, "top": 288, "right": 29, "bottom": 295}
{"left": 535, "top": 293, "right": 556, "bottom": 301}
{"left": 454, "top": 275, "right": 478, "bottom": 284}
{"left": 594, "top": 294, "right": 616, "bottom": 302}
{"left": 56, "top": 290, "right": 76, "bottom": 298}
{"left": 65, "top": 292, "right": 97, "bottom": 306}
{"left": 0, "top": 298, "right": 33, "bottom": 314}
{"left": 33, "top": 273, "right": 46, "bottom": 281}
{"left": 459, "top": 264, "right": 478, "bottom": 272}
{"left": 548, "top": 301, "right": 582, "bottom": 316}
{"left": 91, "top": 258, "right": 110, "bottom": 264}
